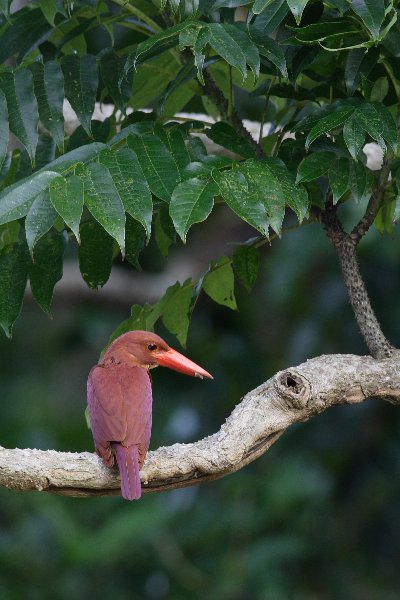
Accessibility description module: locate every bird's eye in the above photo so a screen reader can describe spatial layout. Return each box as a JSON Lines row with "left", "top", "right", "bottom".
{"left": 147, "top": 343, "right": 158, "bottom": 351}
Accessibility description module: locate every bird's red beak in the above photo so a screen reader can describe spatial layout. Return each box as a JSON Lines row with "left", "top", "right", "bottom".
{"left": 155, "top": 348, "right": 213, "bottom": 379}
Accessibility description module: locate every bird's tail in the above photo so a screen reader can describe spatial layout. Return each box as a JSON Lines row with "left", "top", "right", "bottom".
{"left": 112, "top": 443, "right": 142, "bottom": 501}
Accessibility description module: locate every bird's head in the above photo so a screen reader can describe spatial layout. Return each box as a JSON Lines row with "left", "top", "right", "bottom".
{"left": 104, "top": 330, "right": 213, "bottom": 379}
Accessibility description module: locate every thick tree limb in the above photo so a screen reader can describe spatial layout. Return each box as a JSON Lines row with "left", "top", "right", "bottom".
{"left": 1, "top": 353, "right": 399, "bottom": 498}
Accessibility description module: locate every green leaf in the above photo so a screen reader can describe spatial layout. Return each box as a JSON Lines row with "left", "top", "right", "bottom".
{"left": 0, "top": 241, "right": 29, "bottom": 337}
{"left": 39, "top": 0, "right": 67, "bottom": 26}
{"left": 42, "top": 141, "right": 107, "bottom": 173}
{"left": 127, "top": 133, "right": 181, "bottom": 203}
{"left": 344, "top": 47, "right": 379, "bottom": 94}
{"left": 351, "top": 0, "right": 384, "bottom": 39}
{"left": 328, "top": 157, "right": 350, "bottom": 203}
{"left": 29, "top": 61, "right": 65, "bottom": 152}
{"left": 161, "top": 280, "right": 194, "bottom": 347}
{"left": 349, "top": 161, "right": 369, "bottom": 202}
{"left": 157, "top": 60, "right": 197, "bottom": 115}
{"left": 195, "top": 23, "right": 259, "bottom": 79}
{"left": 254, "top": 36, "right": 287, "bottom": 78}
{"left": 211, "top": 0, "right": 253, "bottom": 8}
{"left": 106, "top": 304, "right": 157, "bottom": 345}
{"left": 356, "top": 103, "right": 384, "bottom": 140}
{"left": 343, "top": 116, "right": 365, "bottom": 159}
{"left": 131, "top": 54, "right": 191, "bottom": 111}
{"left": 49, "top": 175, "right": 84, "bottom": 243}
{"left": 306, "top": 104, "right": 356, "bottom": 148}
{"left": 162, "top": 127, "right": 192, "bottom": 172}
{"left": 252, "top": 0, "right": 274, "bottom": 13}
{"left": 78, "top": 162, "right": 126, "bottom": 255}
{"left": 29, "top": 229, "right": 65, "bottom": 315}
{"left": 0, "top": 222, "right": 20, "bottom": 251}
{"left": 67, "top": 120, "right": 110, "bottom": 151}
{"left": 370, "top": 102, "right": 398, "bottom": 153}
{"left": 287, "top": 20, "right": 358, "bottom": 42}
{"left": 0, "top": 90, "right": 9, "bottom": 170}
{"left": 35, "top": 134, "right": 56, "bottom": 171}
{"left": 203, "top": 255, "right": 237, "bottom": 310}
{"left": 0, "top": 7, "right": 52, "bottom": 63}
{"left": 0, "top": 70, "right": 39, "bottom": 163}
{"left": 370, "top": 76, "right": 389, "bottom": 103}
{"left": 214, "top": 158, "right": 308, "bottom": 235}
{"left": 233, "top": 245, "right": 260, "bottom": 292}
{"left": 125, "top": 215, "right": 146, "bottom": 270}
{"left": 207, "top": 122, "right": 257, "bottom": 158}
{"left": 221, "top": 23, "right": 260, "bottom": 80}
{"left": 0, "top": 170, "right": 62, "bottom": 225}
{"left": 100, "top": 50, "right": 132, "bottom": 114}
{"left": 286, "top": 0, "right": 310, "bottom": 25}
{"left": 250, "top": 0, "right": 289, "bottom": 35}
{"left": 128, "top": 22, "right": 194, "bottom": 70}
{"left": 269, "top": 159, "right": 309, "bottom": 222}
{"left": 155, "top": 204, "right": 176, "bottom": 257}
{"left": 97, "top": 147, "right": 152, "bottom": 239}
{"left": 374, "top": 198, "right": 396, "bottom": 234}
{"left": 213, "top": 167, "right": 270, "bottom": 236}
{"left": 25, "top": 190, "right": 58, "bottom": 257}
{"left": 179, "top": 25, "right": 201, "bottom": 50}
{"left": 78, "top": 220, "right": 114, "bottom": 289}
{"left": 170, "top": 177, "right": 217, "bottom": 242}
{"left": 0, "top": 0, "right": 12, "bottom": 17}
{"left": 296, "top": 152, "right": 335, "bottom": 184}
{"left": 61, "top": 54, "right": 98, "bottom": 136}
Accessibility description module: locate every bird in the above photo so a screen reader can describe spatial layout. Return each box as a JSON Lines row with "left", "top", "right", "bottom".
{"left": 87, "top": 330, "right": 213, "bottom": 500}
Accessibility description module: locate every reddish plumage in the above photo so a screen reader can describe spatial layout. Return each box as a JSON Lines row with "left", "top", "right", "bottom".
{"left": 87, "top": 330, "right": 212, "bottom": 500}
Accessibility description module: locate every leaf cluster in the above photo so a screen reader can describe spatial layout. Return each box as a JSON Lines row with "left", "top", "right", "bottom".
{"left": 0, "top": 0, "right": 398, "bottom": 345}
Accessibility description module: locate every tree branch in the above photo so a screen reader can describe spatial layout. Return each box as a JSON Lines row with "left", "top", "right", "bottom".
{"left": 350, "top": 156, "right": 392, "bottom": 244}
{"left": 322, "top": 201, "right": 395, "bottom": 359}
{"left": 1, "top": 353, "right": 399, "bottom": 498}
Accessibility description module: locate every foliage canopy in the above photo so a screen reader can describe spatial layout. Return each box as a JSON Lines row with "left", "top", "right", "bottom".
{"left": 0, "top": 0, "right": 398, "bottom": 344}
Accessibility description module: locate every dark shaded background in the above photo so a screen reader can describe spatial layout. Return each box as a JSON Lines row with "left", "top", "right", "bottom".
{"left": 0, "top": 207, "right": 399, "bottom": 600}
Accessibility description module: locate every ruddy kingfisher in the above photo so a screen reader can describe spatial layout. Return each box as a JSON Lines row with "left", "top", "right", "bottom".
{"left": 87, "top": 330, "right": 213, "bottom": 500}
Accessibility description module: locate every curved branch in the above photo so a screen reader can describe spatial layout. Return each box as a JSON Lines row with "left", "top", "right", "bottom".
{"left": 1, "top": 353, "right": 400, "bottom": 498}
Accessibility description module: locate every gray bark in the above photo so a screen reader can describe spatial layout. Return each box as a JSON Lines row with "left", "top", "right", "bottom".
{"left": 1, "top": 353, "right": 399, "bottom": 498}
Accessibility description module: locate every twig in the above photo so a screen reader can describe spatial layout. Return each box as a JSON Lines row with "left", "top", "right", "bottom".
{"left": 350, "top": 156, "right": 392, "bottom": 243}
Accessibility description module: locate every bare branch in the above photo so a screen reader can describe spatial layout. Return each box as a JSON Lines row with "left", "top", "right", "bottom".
{"left": 1, "top": 353, "right": 399, "bottom": 498}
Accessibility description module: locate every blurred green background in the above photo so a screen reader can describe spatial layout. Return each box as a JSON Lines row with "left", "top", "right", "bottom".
{"left": 0, "top": 208, "right": 399, "bottom": 600}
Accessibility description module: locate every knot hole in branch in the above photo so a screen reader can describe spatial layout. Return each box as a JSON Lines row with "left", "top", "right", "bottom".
{"left": 275, "top": 370, "right": 311, "bottom": 409}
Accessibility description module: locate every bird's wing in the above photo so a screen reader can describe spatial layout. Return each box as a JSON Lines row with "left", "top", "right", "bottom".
{"left": 87, "top": 366, "right": 127, "bottom": 447}
{"left": 87, "top": 365, "right": 152, "bottom": 449}
{"left": 120, "top": 366, "right": 153, "bottom": 448}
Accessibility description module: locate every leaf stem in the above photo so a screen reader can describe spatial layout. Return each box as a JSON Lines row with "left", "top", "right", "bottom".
{"left": 109, "top": 0, "right": 162, "bottom": 32}
{"left": 228, "top": 65, "right": 233, "bottom": 120}
{"left": 258, "top": 94, "right": 269, "bottom": 146}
